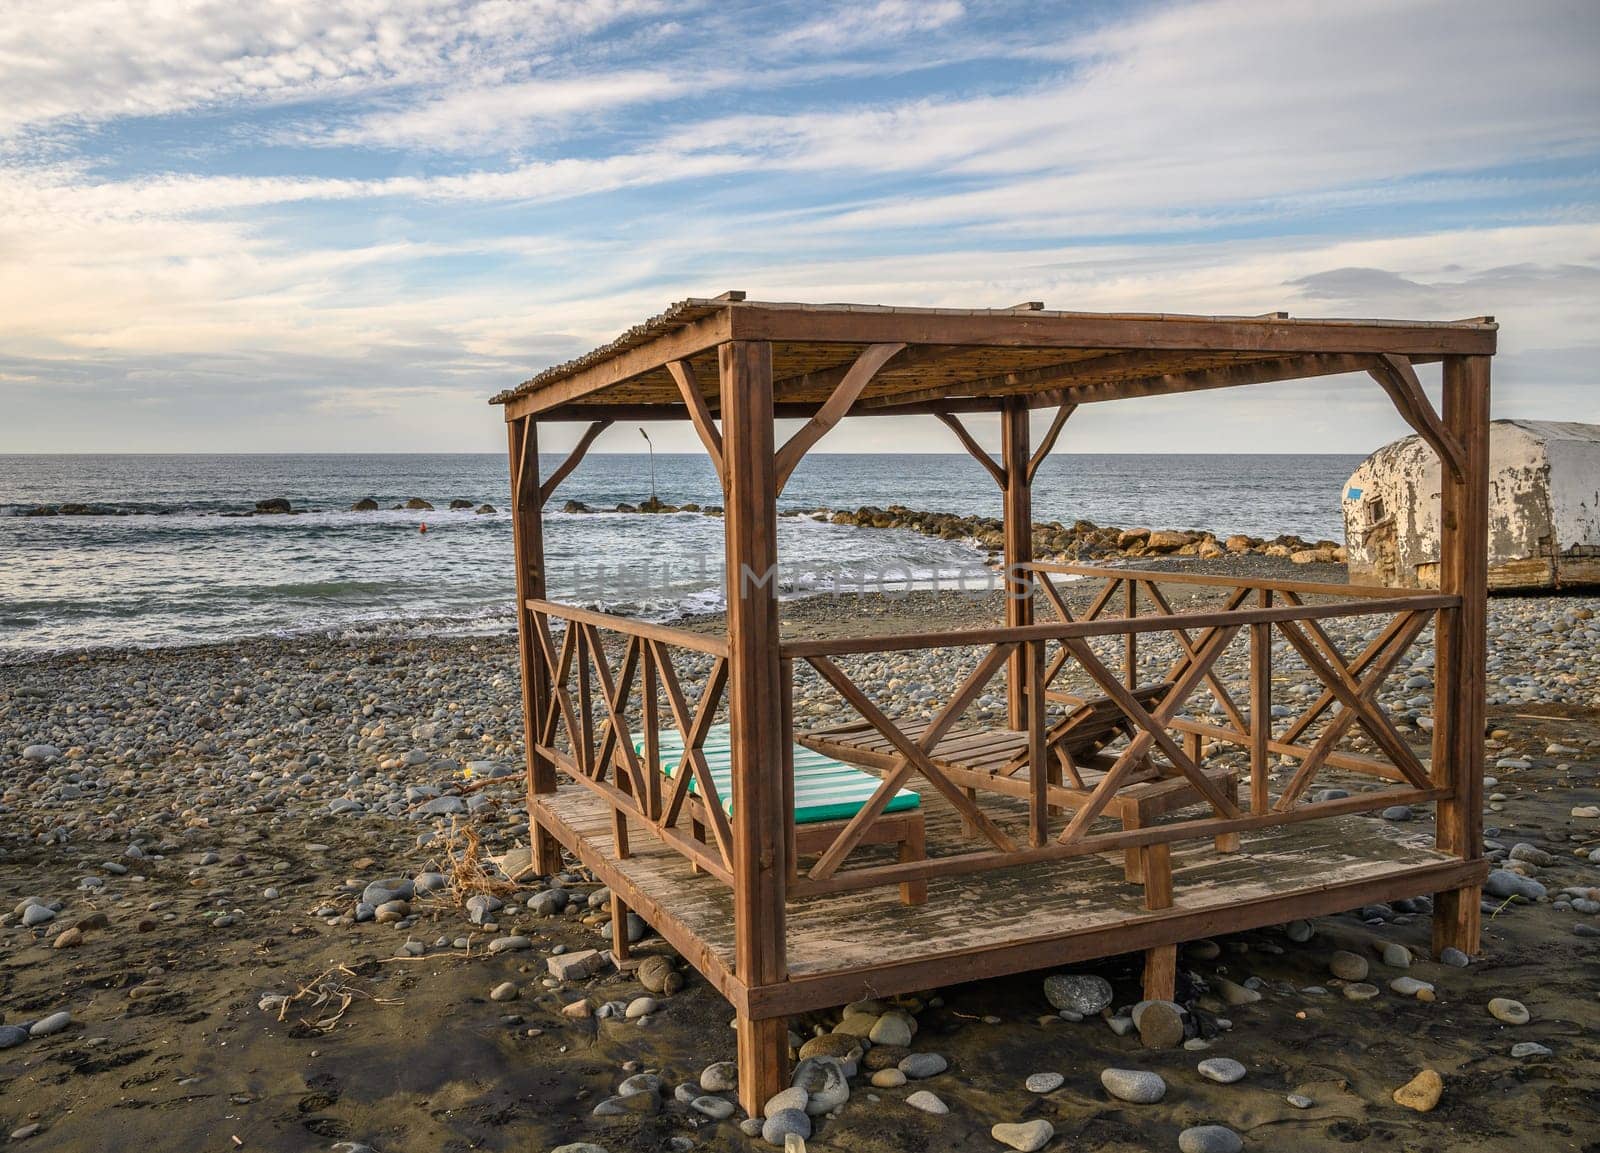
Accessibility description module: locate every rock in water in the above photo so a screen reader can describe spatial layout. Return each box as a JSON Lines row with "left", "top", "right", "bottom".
{"left": 992, "top": 1119, "right": 1054, "bottom": 1151}
{"left": 1043, "top": 973, "right": 1113, "bottom": 1014}
{"left": 1025, "top": 1072, "right": 1064, "bottom": 1093}
{"left": 1100, "top": 1068, "right": 1166, "bottom": 1103}
{"left": 905, "top": 1090, "right": 947, "bottom": 1114}
{"left": 1178, "top": 1125, "right": 1244, "bottom": 1153}
{"left": 1393, "top": 1069, "right": 1443, "bottom": 1112}
{"left": 29, "top": 1011, "right": 71, "bottom": 1037}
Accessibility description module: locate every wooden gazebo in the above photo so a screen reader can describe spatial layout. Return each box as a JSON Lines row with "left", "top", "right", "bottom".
{"left": 491, "top": 295, "right": 1494, "bottom": 1113}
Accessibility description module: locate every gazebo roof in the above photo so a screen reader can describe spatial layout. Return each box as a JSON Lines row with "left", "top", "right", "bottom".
{"left": 491, "top": 293, "right": 1496, "bottom": 419}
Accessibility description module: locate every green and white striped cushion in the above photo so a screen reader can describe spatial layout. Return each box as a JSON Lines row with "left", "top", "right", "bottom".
{"left": 639, "top": 723, "right": 920, "bottom": 825}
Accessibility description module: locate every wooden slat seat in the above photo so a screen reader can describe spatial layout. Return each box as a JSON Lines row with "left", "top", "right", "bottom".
{"left": 800, "top": 685, "right": 1240, "bottom": 884}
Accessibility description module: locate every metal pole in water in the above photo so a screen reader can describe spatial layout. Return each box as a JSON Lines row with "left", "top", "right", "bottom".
{"left": 639, "top": 428, "right": 657, "bottom": 508}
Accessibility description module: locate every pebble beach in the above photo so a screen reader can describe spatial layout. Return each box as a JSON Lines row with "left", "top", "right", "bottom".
{"left": 2, "top": 559, "right": 1598, "bottom": 1152}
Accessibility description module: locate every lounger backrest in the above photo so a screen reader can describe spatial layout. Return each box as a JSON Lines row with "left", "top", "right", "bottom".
{"left": 1052, "top": 682, "right": 1172, "bottom": 754}
{"left": 638, "top": 724, "right": 920, "bottom": 824}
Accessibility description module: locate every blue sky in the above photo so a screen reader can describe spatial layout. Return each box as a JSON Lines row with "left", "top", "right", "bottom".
{"left": 2, "top": 0, "right": 1598, "bottom": 454}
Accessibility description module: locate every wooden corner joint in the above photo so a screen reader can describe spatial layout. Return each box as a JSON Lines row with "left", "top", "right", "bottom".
{"left": 773, "top": 343, "right": 906, "bottom": 492}
{"left": 1368, "top": 354, "right": 1466, "bottom": 482}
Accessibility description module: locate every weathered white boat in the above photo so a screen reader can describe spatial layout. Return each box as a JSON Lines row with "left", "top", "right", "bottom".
{"left": 1344, "top": 420, "right": 1600, "bottom": 590}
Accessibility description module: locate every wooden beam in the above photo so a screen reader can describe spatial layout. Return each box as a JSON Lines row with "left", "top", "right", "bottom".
{"left": 728, "top": 304, "right": 1498, "bottom": 357}
{"left": 666, "top": 359, "right": 725, "bottom": 488}
{"left": 1368, "top": 353, "right": 1466, "bottom": 481}
{"left": 935, "top": 411, "right": 1007, "bottom": 488}
{"left": 1026, "top": 403, "right": 1075, "bottom": 484}
{"left": 538, "top": 419, "right": 611, "bottom": 507}
{"left": 746, "top": 856, "right": 1485, "bottom": 1018}
{"left": 1002, "top": 398, "right": 1033, "bottom": 729}
{"left": 773, "top": 342, "right": 904, "bottom": 492}
{"left": 502, "top": 308, "right": 734, "bottom": 420}
{"left": 719, "top": 339, "right": 790, "bottom": 1114}
{"left": 1028, "top": 352, "right": 1377, "bottom": 409}
{"left": 1432, "top": 354, "right": 1490, "bottom": 958}
{"left": 538, "top": 395, "right": 1008, "bottom": 422}
{"left": 861, "top": 349, "right": 1183, "bottom": 411}
{"left": 508, "top": 418, "right": 562, "bottom": 874}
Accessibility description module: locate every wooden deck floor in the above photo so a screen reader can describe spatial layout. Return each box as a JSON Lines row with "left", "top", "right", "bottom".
{"left": 536, "top": 779, "right": 1479, "bottom": 1015}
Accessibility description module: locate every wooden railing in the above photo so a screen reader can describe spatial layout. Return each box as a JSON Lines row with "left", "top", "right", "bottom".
{"left": 525, "top": 598, "right": 737, "bottom": 884}
{"left": 774, "top": 564, "right": 1459, "bottom": 904}
{"left": 529, "top": 564, "right": 1461, "bottom": 918}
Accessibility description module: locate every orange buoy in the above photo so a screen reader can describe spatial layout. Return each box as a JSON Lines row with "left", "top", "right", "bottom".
{"left": 418, "top": 523, "right": 428, "bottom": 534}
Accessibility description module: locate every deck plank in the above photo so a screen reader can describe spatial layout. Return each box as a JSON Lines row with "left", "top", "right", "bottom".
{"left": 542, "top": 779, "right": 1457, "bottom": 981}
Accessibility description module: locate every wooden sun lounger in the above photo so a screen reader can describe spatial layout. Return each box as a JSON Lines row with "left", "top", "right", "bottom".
{"left": 800, "top": 684, "right": 1240, "bottom": 884}
{"left": 644, "top": 724, "right": 928, "bottom": 905}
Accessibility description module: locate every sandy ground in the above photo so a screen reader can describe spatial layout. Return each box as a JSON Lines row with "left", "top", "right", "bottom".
{"left": 2, "top": 565, "right": 1598, "bottom": 1153}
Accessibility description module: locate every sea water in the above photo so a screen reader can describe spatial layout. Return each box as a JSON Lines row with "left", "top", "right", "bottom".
{"left": 0, "top": 453, "right": 1359, "bottom": 654}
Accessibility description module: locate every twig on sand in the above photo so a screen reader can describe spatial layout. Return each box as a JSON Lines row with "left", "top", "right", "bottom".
{"left": 276, "top": 964, "right": 402, "bottom": 1032}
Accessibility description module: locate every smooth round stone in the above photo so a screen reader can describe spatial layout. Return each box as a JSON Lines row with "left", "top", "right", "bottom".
{"left": 1329, "top": 950, "right": 1368, "bottom": 981}
{"left": 0, "top": 1026, "right": 28, "bottom": 1049}
{"left": 1197, "top": 1057, "right": 1246, "bottom": 1084}
{"left": 764, "top": 1086, "right": 808, "bottom": 1115}
{"left": 1100, "top": 1068, "right": 1166, "bottom": 1103}
{"left": 1342, "top": 982, "right": 1380, "bottom": 1002}
{"left": 992, "top": 1119, "right": 1055, "bottom": 1152}
{"left": 1286, "top": 1093, "right": 1314, "bottom": 1109}
{"left": 1025, "top": 1071, "right": 1064, "bottom": 1094}
{"left": 905, "top": 1089, "right": 947, "bottom": 1115}
{"left": 761, "top": 1107, "right": 811, "bottom": 1145}
{"left": 1390, "top": 977, "right": 1433, "bottom": 997}
{"left": 798, "top": 1033, "right": 862, "bottom": 1062}
{"left": 624, "top": 996, "right": 658, "bottom": 1019}
{"left": 898, "top": 1052, "right": 948, "bottom": 1079}
{"left": 700, "top": 1061, "right": 738, "bottom": 1092}
{"left": 1136, "top": 1001, "right": 1185, "bottom": 1049}
{"left": 1439, "top": 947, "right": 1470, "bottom": 968}
{"left": 486, "top": 936, "right": 530, "bottom": 954}
{"left": 1393, "top": 1068, "right": 1443, "bottom": 1112}
{"left": 1043, "top": 973, "right": 1113, "bottom": 1015}
{"left": 1186, "top": 939, "right": 1221, "bottom": 960}
{"left": 1488, "top": 997, "right": 1530, "bottom": 1024}
{"left": 871, "top": 1068, "right": 906, "bottom": 1088}
{"left": 1511, "top": 1042, "right": 1552, "bottom": 1058}
{"left": 21, "top": 905, "right": 56, "bottom": 927}
{"left": 29, "top": 1011, "right": 71, "bottom": 1037}
{"left": 691, "top": 1095, "right": 735, "bottom": 1120}
{"left": 489, "top": 981, "right": 518, "bottom": 1002}
{"left": 791, "top": 1056, "right": 849, "bottom": 1115}
{"left": 616, "top": 1072, "right": 661, "bottom": 1097}
{"left": 869, "top": 1011, "right": 915, "bottom": 1048}
{"left": 1179, "top": 1124, "right": 1243, "bottom": 1153}
{"left": 1381, "top": 943, "right": 1412, "bottom": 968}
{"left": 1285, "top": 920, "right": 1314, "bottom": 943}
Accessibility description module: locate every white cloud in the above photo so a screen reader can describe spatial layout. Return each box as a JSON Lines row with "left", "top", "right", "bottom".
{"left": 0, "top": 0, "right": 676, "bottom": 136}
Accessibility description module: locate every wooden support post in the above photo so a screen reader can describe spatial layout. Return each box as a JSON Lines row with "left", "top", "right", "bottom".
{"left": 1250, "top": 592, "right": 1273, "bottom": 814}
{"left": 720, "top": 340, "right": 790, "bottom": 1115}
{"left": 1143, "top": 842, "right": 1173, "bottom": 910}
{"left": 508, "top": 417, "right": 563, "bottom": 875}
{"left": 1001, "top": 398, "right": 1033, "bottom": 730}
{"left": 1125, "top": 580, "right": 1139, "bottom": 689}
{"left": 1143, "top": 943, "right": 1178, "bottom": 1003}
{"left": 1432, "top": 354, "right": 1489, "bottom": 959}
{"left": 610, "top": 890, "right": 631, "bottom": 962}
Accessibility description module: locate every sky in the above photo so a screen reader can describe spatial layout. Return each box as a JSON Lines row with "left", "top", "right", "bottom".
{"left": 2, "top": 0, "right": 1598, "bottom": 456}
